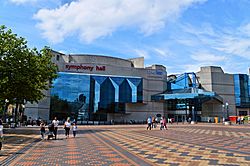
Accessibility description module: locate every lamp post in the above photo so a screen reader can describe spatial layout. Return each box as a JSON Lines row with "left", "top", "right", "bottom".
{"left": 4, "top": 99, "right": 9, "bottom": 123}
{"left": 186, "top": 105, "right": 189, "bottom": 122}
{"left": 20, "top": 104, "right": 25, "bottom": 124}
{"left": 225, "top": 102, "right": 229, "bottom": 121}
{"left": 192, "top": 106, "right": 195, "bottom": 122}
{"left": 222, "top": 104, "right": 225, "bottom": 122}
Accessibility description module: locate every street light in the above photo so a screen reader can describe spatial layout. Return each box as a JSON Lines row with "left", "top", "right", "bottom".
{"left": 225, "top": 102, "right": 229, "bottom": 121}
{"left": 192, "top": 106, "right": 195, "bottom": 122}
{"left": 222, "top": 104, "right": 225, "bottom": 122}
{"left": 186, "top": 105, "right": 189, "bottom": 122}
{"left": 4, "top": 99, "right": 9, "bottom": 123}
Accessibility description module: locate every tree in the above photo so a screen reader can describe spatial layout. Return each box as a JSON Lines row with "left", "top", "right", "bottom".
{"left": 0, "top": 25, "right": 58, "bottom": 122}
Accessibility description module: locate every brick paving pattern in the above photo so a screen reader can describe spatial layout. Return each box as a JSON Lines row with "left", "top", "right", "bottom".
{"left": 0, "top": 123, "right": 250, "bottom": 165}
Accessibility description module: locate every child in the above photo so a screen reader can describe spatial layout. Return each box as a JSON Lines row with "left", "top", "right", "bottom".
{"left": 72, "top": 123, "right": 77, "bottom": 138}
{"left": 40, "top": 122, "right": 46, "bottom": 139}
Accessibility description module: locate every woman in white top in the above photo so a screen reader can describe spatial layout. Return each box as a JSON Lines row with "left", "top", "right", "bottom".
{"left": 64, "top": 119, "right": 71, "bottom": 138}
{"left": 52, "top": 117, "right": 59, "bottom": 140}
{"left": 0, "top": 120, "right": 3, "bottom": 150}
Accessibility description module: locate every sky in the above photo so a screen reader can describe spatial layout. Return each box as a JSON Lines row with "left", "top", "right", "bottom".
{"left": 1, "top": 0, "right": 250, "bottom": 74}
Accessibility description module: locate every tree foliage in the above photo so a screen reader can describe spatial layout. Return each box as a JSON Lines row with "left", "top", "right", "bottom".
{"left": 0, "top": 25, "right": 58, "bottom": 106}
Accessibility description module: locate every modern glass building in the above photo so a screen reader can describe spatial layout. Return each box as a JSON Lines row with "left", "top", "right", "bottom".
{"left": 152, "top": 72, "right": 222, "bottom": 122}
{"left": 234, "top": 74, "right": 250, "bottom": 116}
{"left": 50, "top": 72, "right": 142, "bottom": 121}
{"left": 23, "top": 52, "right": 250, "bottom": 122}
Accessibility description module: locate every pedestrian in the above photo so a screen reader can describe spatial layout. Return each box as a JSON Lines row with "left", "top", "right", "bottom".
{"left": 147, "top": 117, "right": 152, "bottom": 130}
{"left": 47, "top": 123, "right": 54, "bottom": 140}
{"left": 0, "top": 120, "right": 3, "bottom": 150}
{"left": 162, "top": 116, "right": 167, "bottom": 130}
{"left": 152, "top": 116, "right": 156, "bottom": 129}
{"left": 52, "top": 117, "right": 59, "bottom": 140}
{"left": 72, "top": 123, "right": 77, "bottom": 138}
{"left": 160, "top": 118, "right": 163, "bottom": 130}
{"left": 40, "top": 121, "right": 46, "bottom": 139}
{"left": 64, "top": 118, "right": 71, "bottom": 139}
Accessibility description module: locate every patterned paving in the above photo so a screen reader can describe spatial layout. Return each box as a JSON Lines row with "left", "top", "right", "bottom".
{"left": 2, "top": 124, "right": 250, "bottom": 166}
{"left": 0, "top": 133, "right": 40, "bottom": 165}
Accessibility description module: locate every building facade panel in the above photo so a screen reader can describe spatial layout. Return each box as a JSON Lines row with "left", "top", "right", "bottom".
{"left": 24, "top": 52, "right": 250, "bottom": 123}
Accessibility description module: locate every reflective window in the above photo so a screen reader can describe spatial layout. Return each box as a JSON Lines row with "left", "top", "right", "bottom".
{"left": 50, "top": 72, "right": 143, "bottom": 120}
{"left": 234, "top": 74, "right": 250, "bottom": 107}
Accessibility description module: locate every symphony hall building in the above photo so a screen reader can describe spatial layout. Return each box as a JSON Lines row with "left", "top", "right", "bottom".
{"left": 24, "top": 51, "right": 250, "bottom": 123}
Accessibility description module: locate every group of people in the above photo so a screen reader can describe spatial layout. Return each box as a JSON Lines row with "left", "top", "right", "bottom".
{"left": 40, "top": 117, "right": 77, "bottom": 140}
{"left": 147, "top": 116, "right": 167, "bottom": 130}
{"left": 237, "top": 116, "right": 245, "bottom": 124}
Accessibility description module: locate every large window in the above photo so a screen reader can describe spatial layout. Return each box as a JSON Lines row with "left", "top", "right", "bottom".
{"left": 234, "top": 74, "right": 250, "bottom": 108}
{"left": 50, "top": 72, "right": 143, "bottom": 120}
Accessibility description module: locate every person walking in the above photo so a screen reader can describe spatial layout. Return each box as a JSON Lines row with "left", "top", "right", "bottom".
{"left": 64, "top": 118, "right": 71, "bottom": 139}
{"left": 40, "top": 121, "right": 46, "bottom": 139}
{"left": 162, "top": 117, "right": 167, "bottom": 130}
{"left": 152, "top": 116, "right": 156, "bottom": 129}
{"left": 52, "top": 117, "right": 59, "bottom": 140}
{"left": 147, "top": 117, "right": 152, "bottom": 130}
{"left": 0, "top": 120, "right": 3, "bottom": 150}
{"left": 72, "top": 123, "right": 77, "bottom": 138}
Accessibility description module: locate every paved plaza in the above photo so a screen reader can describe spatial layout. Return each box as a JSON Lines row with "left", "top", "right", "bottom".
{"left": 0, "top": 123, "right": 250, "bottom": 165}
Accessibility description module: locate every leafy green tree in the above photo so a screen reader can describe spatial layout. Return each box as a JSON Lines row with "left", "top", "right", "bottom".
{"left": 0, "top": 25, "right": 58, "bottom": 122}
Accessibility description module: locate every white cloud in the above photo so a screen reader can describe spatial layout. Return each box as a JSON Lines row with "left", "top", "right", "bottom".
{"left": 154, "top": 48, "right": 170, "bottom": 58}
{"left": 34, "top": 0, "right": 206, "bottom": 43}
{"left": 181, "top": 23, "right": 250, "bottom": 60}
{"left": 134, "top": 49, "right": 150, "bottom": 59}
{"left": 214, "top": 35, "right": 250, "bottom": 60}
{"left": 10, "top": 0, "right": 37, "bottom": 4}
{"left": 239, "top": 23, "right": 250, "bottom": 36}
{"left": 191, "top": 51, "right": 226, "bottom": 62}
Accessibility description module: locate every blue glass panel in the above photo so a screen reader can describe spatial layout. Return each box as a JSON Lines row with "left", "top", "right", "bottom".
{"left": 233, "top": 74, "right": 250, "bottom": 107}
{"left": 137, "top": 80, "right": 143, "bottom": 102}
{"left": 127, "top": 79, "right": 137, "bottom": 102}
{"left": 94, "top": 81, "right": 100, "bottom": 113}
{"left": 119, "top": 79, "right": 132, "bottom": 103}
{"left": 111, "top": 77, "right": 125, "bottom": 85}
{"left": 50, "top": 72, "right": 90, "bottom": 120}
{"left": 92, "top": 76, "right": 107, "bottom": 84}
{"left": 51, "top": 73, "right": 143, "bottom": 119}
{"left": 99, "top": 78, "right": 115, "bottom": 111}
{"left": 128, "top": 78, "right": 141, "bottom": 86}
{"left": 110, "top": 78, "right": 119, "bottom": 102}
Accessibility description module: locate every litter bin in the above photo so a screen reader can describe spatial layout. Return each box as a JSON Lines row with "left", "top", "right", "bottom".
{"left": 214, "top": 117, "right": 218, "bottom": 123}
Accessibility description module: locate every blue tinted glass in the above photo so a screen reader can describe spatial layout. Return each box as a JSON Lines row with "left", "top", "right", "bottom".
{"left": 127, "top": 79, "right": 137, "bottom": 102}
{"left": 112, "top": 77, "right": 125, "bottom": 85}
{"left": 234, "top": 74, "right": 250, "bottom": 107}
{"left": 119, "top": 79, "right": 132, "bottom": 103}
{"left": 99, "top": 78, "right": 115, "bottom": 110}
{"left": 50, "top": 72, "right": 90, "bottom": 120}
{"left": 110, "top": 78, "right": 119, "bottom": 102}
{"left": 51, "top": 73, "right": 143, "bottom": 119}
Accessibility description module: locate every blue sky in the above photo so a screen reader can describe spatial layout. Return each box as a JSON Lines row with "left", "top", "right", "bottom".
{"left": 1, "top": 0, "right": 250, "bottom": 74}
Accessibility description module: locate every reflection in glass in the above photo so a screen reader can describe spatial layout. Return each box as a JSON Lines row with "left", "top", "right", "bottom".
{"left": 50, "top": 72, "right": 143, "bottom": 121}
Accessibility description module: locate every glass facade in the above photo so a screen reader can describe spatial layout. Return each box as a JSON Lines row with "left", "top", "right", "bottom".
{"left": 50, "top": 72, "right": 143, "bottom": 121}
{"left": 234, "top": 74, "right": 250, "bottom": 108}
{"left": 169, "top": 72, "right": 200, "bottom": 90}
